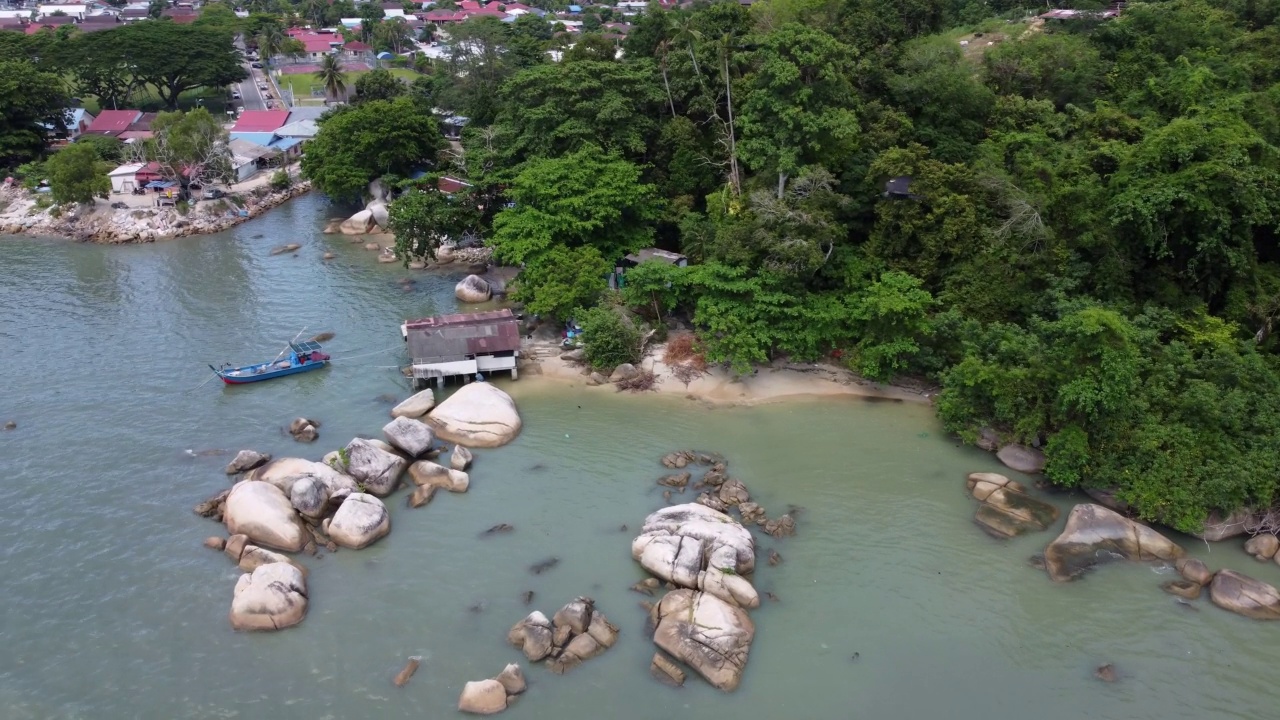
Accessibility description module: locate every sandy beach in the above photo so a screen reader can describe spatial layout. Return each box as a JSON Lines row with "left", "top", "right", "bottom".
{"left": 517, "top": 339, "right": 935, "bottom": 406}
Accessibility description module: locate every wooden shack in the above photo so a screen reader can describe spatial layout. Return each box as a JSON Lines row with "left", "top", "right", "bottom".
{"left": 401, "top": 309, "right": 521, "bottom": 388}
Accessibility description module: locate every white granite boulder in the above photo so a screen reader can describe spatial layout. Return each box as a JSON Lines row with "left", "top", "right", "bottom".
{"left": 408, "top": 460, "right": 470, "bottom": 493}
{"left": 383, "top": 416, "right": 435, "bottom": 457}
{"left": 450, "top": 444, "right": 473, "bottom": 471}
{"left": 229, "top": 562, "right": 308, "bottom": 631}
{"left": 458, "top": 679, "right": 507, "bottom": 715}
{"left": 455, "top": 274, "right": 491, "bottom": 303}
{"left": 223, "top": 481, "right": 307, "bottom": 552}
{"left": 426, "top": 382, "right": 522, "bottom": 448}
{"left": 327, "top": 493, "right": 390, "bottom": 550}
{"left": 225, "top": 450, "right": 270, "bottom": 475}
{"left": 339, "top": 209, "right": 376, "bottom": 235}
{"left": 651, "top": 589, "right": 754, "bottom": 692}
{"left": 391, "top": 388, "right": 436, "bottom": 419}
{"left": 632, "top": 503, "right": 758, "bottom": 608}
{"left": 244, "top": 457, "right": 357, "bottom": 497}
{"left": 1043, "top": 504, "right": 1185, "bottom": 582}
{"left": 344, "top": 438, "right": 407, "bottom": 496}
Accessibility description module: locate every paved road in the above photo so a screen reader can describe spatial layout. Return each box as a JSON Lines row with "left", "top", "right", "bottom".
{"left": 234, "top": 66, "right": 270, "bottom": 112}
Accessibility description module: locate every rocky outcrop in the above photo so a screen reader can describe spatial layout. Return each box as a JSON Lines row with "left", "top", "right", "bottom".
{"left": 632, "top": 503, "right": 758, "bottom": 608}
{"left": 507, "top": 598, "right": 618, "bottom": 673}
{"left": 1043, "top": 504, "right": 1185, "bottom": 582}
{"left": 223, "top": 481, "right": 307, "bottom": 552}
{"left": 426, "top": 382, "right": 522, "bottom": 448}
{"left": 225, "top": 450, "right": 270, "bottom": 475}
{"left": 455, "top": 274, "right": 492, "bottom": 303}
{"left": 1245, "top": 534, "right": 1279, "bottom": 562}
{"left": 339, "top": 209, "right": 376, "bottom": 235}
{"left": 288, "top": 476, "right": 330, "bottom": 518}
{"left": 1194, "top": 508, "right": 1260, "bottom": 542}
{"left": 408, "top": 460, "right": 470, "bottom": 492}
{"left": 996, "top": 444, "right": 1045, "bottom": 473}
{"left": 289, "top": 417, "right": 319, "bottom": 443}
{"left": 1209, "top": 569, "right": 1280, "bottom": 620}
{"left": 382, "top": 416, "right": 435, "bottom": 457}
{"left": 368, "top": 200, "right": 389, "bottom": 230}
{"left": 966, "top": 472, "right": 1059, "bottom": 538}
{"left": 391, "top": 388, "right": 435, "bottom": 419}
{"left": 650, "top": 589, "right": 754, "bottom": 692}
{"left": 1176, "top": 557, "right": 1215, "bottom": 586}
{"left": 343, "top": 438, "right": 407, "bottom": 496}
{"left": 244, "top": 458, "right": 357, "bottom": 497}
{"left": 327, "top": 493, "right": 390, "bottom": 550}
{"left": 458, "top": 679, "right": 508, "bottom": 715}
{"left": 229, "top": 562, "right": 308, "bottom": 631}
{"left": 450, "top": 444, "right": 473, "bottom": 471}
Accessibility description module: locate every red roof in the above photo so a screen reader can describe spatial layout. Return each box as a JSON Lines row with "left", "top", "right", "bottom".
{"left": 232, "top": 110, "right": 290, "bottom": 133}
{"left": 86, "top": 110, "right": 143, "bottom": 136}
{"left": 438, "top": 176, "right": 473, "bottom": 194}
{"left": 345, "top": 40, "right": 372, "bottom": 51}
{"left": 295, "top": 32, "right": 343, "bottom": 53}
{"left": 459, "top": 0, "right": 482, "bottom": 9}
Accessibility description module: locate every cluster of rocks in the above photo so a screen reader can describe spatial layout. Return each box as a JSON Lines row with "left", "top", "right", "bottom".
{"left": 507, "top": 597, "right": 619, "bottom": 674}
{"left": 0, "top": 182, "right": 312, "bottom": 243}
{"left": 193, "top": 382, "right": 523, "bottom": 632}
{"left": 288, "top": 417, "right": 319, "bottom": 443}
{"left": 964, "top": 472, "right": 1059, "bottom": 538}
{"left": 458, "top": 663, "right": 527, "bottom": 715}
{"left": 657, "top": 451, "right": 796, "bottom": 540}
{"left": 557, "top": 347, "right": 643, "bottom": 388}
{"left": 632, "top": 503, "right": 759, "bottom": 691}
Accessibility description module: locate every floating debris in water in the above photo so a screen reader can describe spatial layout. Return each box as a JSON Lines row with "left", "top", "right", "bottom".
{"left": 521, "top": 590, "right": 535, "bottom": 605}
{"left": 393, "top": 657, "right": 421, "bottom": 688}
{"left": 309, "top": 331, "right": 336, "bottom": 343}
{"left": 481, "top": 523, "right": 514, "bottom": 537}
{"left": 529, "top": 557, "right": 559, "bottom": 575}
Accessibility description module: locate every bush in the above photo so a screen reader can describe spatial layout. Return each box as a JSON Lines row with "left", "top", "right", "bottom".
{"left": 270, "top": 169, "right": 292, "bottom": 191}
{"left": 579, "top": 306, "right": 642, "bottom": 371}
{"left": 175, "top": 200, "right": 190, "bottom": 215}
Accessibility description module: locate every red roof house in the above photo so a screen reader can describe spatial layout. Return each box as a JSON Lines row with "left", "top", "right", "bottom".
{"left": 295, "top": 32, "right": 344, "bottom": 54}
{"left": 232, "top": 110, "right": 290, "bottom": 133}
{"left": 423, "top": 10, "right": 469, "bottom": 22}
{"left": 85, "top": 110, "right": 143, "bottom": 137}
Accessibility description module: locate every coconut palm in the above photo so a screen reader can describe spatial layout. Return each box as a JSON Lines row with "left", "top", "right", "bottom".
{"left": 313, "top": 54, "right": 348, "bottom": 102}
{"left": 255, "top": 28, "right": 284, "bottom": 67}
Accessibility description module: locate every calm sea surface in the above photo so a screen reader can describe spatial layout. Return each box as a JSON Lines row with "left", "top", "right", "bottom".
{"left": 1, "top": 193, "right": 1276, "bottom": 719}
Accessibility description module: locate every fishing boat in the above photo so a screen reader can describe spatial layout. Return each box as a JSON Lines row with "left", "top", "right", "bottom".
{"left": 209, "top": 341, "right": 330, "bottom": 385}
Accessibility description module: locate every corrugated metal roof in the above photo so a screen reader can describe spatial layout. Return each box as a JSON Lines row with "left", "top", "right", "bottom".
{"left": 405, "top": 309, "right": 520, "bottom": 361}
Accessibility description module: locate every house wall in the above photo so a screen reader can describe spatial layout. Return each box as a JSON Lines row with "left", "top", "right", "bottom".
{"left": 109, "top": 174, "right": 136, "bottom": 194}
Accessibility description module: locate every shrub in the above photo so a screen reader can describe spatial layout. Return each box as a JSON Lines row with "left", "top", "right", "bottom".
{"left": 175, "top": 200, "right": 190, "bottom": 215}
{"left": 270, "top": 169, "right": 292, "bottom": 191}
{"left": 579, "top": 306, "right": 642, "bottom": 371}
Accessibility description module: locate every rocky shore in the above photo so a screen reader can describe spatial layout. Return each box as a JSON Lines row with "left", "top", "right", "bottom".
{"left": 0, "top": 182, "right": 312, "bottom": 243}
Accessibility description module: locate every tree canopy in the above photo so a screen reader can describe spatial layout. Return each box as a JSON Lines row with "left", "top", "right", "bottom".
{"left": 300, "top": 97, "right": 442, "bottom": 201}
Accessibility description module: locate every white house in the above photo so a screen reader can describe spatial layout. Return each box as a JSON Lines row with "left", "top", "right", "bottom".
{"left": 108, "top": 163, "right": 145, "bottom": 194}
{"left": 37, "top": 3, "right": 88, "bottom": 19}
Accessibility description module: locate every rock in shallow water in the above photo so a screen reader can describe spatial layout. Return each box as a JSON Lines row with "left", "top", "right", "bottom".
{"left": 651, "top": 589, "right": 754, "bottom": 692}
{"left": 996, "top": 443, "right": 1046, "bottom": 473}
{"left": 327, "top": 493, "right": 390, "bottom": 550}
{"left": 408, "top": 460, "right": 470, "bottom": 492}
{"left": 1042, "top": 504, "right": 1184, "bottom": 582}
{"left": 426, "top": 382, "right": 522, "bottom": 448}
{"left": 391, "top": 388, "right": 436, "bottom": 418}
{"left": 631, "top": 503, "right": 758, "bottom": 608}
{"left": 225, "top": 449, "right": 271, "bottom": 475}
{"left": 230, "top": 562, "right": 308, "bottom": 631}
{"left": 344, "top": 439, "right": 406, "bottom": 496}
{"left": 223, "top": 481, "right": 307, "bottom": 553}
{"left": 382, "top": 416, "right": 435, "bottom": 457}
{"left": 1209, "top": 569, "right": 1280, "bottom": 620}
{"left": 458, "top": 679, "right": 507, "bottom": 715}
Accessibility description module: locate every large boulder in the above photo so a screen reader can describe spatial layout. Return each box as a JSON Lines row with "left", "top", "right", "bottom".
{"left": 1209, "top": 569, "right": 1280, "bottom": 620}
{"left": 996, "top": 443, "right": 1046, "bottom": 473}
{"left": 408, "top": 460, "right": 470, "bottom": 493}
{"left": 507, "top": 611, "right": 554, "bottom": 662}
{"left": 327, "top": 493, "right": 390, "bottom": 550}
{"left": 229, "top": 562, "right": 308, "bottom": 631}
{"left": 1176, "top": 557, "right": 1215, "bottom": 586}
{"left": 289, "top": 476, "right": 330, "bottom": 518}
{"left": 382, "top": 416, "right": 435, "bottom": 457}
{"left": 391, "top": 388, "right": 435, "bottom": 419}
{"left": 458, "top": 679, "right": 507, "bottom": 715}
{"left": 343, "top": 438, "right": 407, "bottom": 496}
{"left": 966, "top": 472, "right": 1059, "bottom": 538}
{"left": 1245, "top": 534, "right": 1279, "bottom": 561}
{"left": 455, "top": 274, "right": 492, "bottom": 303}
{"left": 1043, "top": 504, "right": 1185, "bottom": 582}
{"left": 632, "top": 503, "right": 758, "bottom": 608}
{"left": 225, "top": 450, "right": 270, "bottom": 475}
{"left": 426, "top": 382, "right": 522, "bottom": 448}
{"left": 339, "top": 209, "right": 376, "bottom": 235}
{"left": 651, "top": 590, "right": 754, "bottom": 692}
{"left": 368, "top": 177, "right": 390, "bottom": 202}
{"left": 1193, "top": 508, "right": 1259, "bottom": 542}
{"left": 367, "top": 200, "right": 389, "bottom": 229}
{"left": 244, "top": 458, "right": 357, "bottom": 497}
{"left": 223, "top": 481, "right": 307, "bottom": 552}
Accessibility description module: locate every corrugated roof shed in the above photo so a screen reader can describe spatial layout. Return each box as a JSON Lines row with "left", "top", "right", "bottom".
{"left": 232, "top": 110, "right": 290, "bottom": 133}
{"left": 405, "top": 309, "right": 520, "bottom": 361}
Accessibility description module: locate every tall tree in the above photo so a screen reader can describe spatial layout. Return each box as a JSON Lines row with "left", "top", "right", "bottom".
{"left": 300, "top": 96, "right": 442, "bottom": 200}
{"left": 313, "top": 54, "right": 348, "bottom": 102}
{"left": 354, "top": 68, "right": 405, "bottom": 104}
{"left": 46, "top": 142, "right": 110, "bottom": 205}
{"left": 110, "top": 22, "right": 247, "bottom": 109}
{"left": 0, "top": 60, "right": 68, "bottom": 168}
{"left": 148, "top": 108, "right": 232, "bottom": 198}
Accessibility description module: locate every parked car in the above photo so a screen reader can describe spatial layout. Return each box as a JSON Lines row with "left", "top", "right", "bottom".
{"left": 205, "top": 188, "right": 225, "bottom": 199}
{"left": 251, "top": 62, "right": 262, "bottom": 68}
{"left": 231, "top": 91, "right": 241, "bottom": 99}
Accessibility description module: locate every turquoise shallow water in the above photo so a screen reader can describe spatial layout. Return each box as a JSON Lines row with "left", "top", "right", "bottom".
{"left": 2, "top": 195, "right": 1278, "bottom": 720}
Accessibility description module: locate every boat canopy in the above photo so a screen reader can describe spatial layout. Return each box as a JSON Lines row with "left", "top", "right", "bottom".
{"left": 290, "top": 340, "right": 324, "bottom": 354}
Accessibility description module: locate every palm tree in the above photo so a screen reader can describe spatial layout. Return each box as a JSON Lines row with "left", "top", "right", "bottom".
{"left": 314, "top": 54, "right": 348, "bottom": 102}
{"left": 656, "top": 39, "right": 677, "bottom": 118}
{"left": 669, "top": 15, "right": 703, "bottom": 83}
{"left": 300, "top": 0, "right": 325, "bottom": 27}
{"left": 256, "top": 27, "right": 285, "bottom": 68}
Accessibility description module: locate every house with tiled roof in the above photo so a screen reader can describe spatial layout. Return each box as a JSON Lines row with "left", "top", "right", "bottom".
{"left": 232, "top": 110, "right": 290, "bottom": 133}
{"left": 85, "top": 110, "right": 142, "bottom": 137}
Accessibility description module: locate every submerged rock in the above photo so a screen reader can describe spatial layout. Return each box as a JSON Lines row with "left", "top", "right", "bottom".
{"left": 996, "top": 444, "right": 1045, "bottom": 474}
{"left": 223, "top": 481, "right": 307, "bottom": 553}
{"left": 229, "top": 562, "right": 308, "bottom": 631}
{"left": 1043, "top": 504, "right": 1184, "bottom": 582}
{"left": 426, "top": 382, "right": 522, "bottom": 448}
{"left": 1161, "top": 579, "right": 1202, "bottom": 600}
{"left": 650, "top": 651, "right": 686, "bottom": 687}
{"left": 651, "top": 589, "right": 754, "bottom": 692}
{"left": 632, "top": 503, "right": 758, "bottom": 608}
{"left": 1209, "top": 569, "right": 1280, "bottom": 620}
{"left": 327, "top": 493, "right": 390, "bottom": 550}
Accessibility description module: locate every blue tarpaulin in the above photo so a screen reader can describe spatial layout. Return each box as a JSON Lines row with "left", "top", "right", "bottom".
{"left": 144, "top": 180, "right": 176, "bottom": 189}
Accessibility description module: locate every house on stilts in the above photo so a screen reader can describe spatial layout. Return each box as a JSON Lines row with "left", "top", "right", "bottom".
{"left": 401, "top": 309, "right": 521, "bottom": 389}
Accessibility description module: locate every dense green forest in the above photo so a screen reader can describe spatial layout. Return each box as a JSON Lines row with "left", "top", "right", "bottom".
{"left": 369, "top": 0, "right": 1280, "bottom": 534}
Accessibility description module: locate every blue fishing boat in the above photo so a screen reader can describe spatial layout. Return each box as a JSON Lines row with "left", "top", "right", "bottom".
{"left": 210, "top": 341, "right": 330, "bottom": 385}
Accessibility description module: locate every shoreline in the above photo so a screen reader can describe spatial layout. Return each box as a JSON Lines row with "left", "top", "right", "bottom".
{"left": 0, "top": 181, "right": 312, "bottom": 244}
{"left": 516, "top": 340, "right": 936, "bottom": 407}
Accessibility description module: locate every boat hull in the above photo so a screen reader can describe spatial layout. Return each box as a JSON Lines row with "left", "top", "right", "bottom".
{"left": 216, "top": 360, "right": 328, "bottom": 384}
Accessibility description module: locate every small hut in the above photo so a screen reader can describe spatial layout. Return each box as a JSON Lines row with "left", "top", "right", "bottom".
{"left": 401, "top": 309, "right": 521, "bottom": 388}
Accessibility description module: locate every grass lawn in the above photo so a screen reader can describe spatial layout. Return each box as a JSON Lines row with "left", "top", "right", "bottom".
{"left": 77, "top": 83, "right": 231, "bottom": 116}
{"left": 277, "top": 68, "right": 421, "bottom": 103}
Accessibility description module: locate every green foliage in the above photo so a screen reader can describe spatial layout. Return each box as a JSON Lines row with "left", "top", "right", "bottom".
{"left": 0, "top": 59, "right": 68, "bottom": 168}
{"left": 353, "top": 68, "right": 405, "bottom": 104}
{"left": 301, "top": 97, "right": 442, "bottom": 201}
{"left": 314, "top": 54, "right": 348, "bottom": 101}
{"left": 73, "top": 135, "right": 123, "bottom": 164}
{"left": 46, "top": 143, "right": 109, "bottom": 205}
{"left": 579, "top": 305, "right": 643, "bottom": 370}
{"left": 512, "top": 245, "right": 611, "bottom": 320}
{"left": 848, "top": 271, "right": 934, "bottom": 381}
{"left": 269, "top": 170, "right": 292, "bottom": 191}
{"left": 389, "top": 182, "right": 483, "bottom": 263}
{"left": 621, "top": 260, "right": 687, "bottom": 319}
{"left": 80, "top": 21, "right": 247, "bottom": 110}
{"left": 148, "top": 108, "right": 231, "bottom": 194}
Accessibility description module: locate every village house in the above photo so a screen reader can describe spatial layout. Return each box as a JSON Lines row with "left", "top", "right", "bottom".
{"left": 402, "top": 309, "right": 522, "bottom": 388}
{"left": 107, "top": 162, "right": 145, "bottom": 194}
{"left": 84, "top": 110, "right": 143, "bottom": 137}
